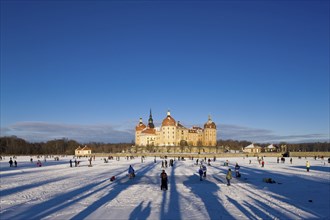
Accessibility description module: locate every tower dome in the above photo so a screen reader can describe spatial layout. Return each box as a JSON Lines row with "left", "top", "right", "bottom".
{"left": 204, "top": 115, "right": 216, "bottom": 129}
{"left": 136, "top": 118, "right": 146, "bottom": 131}
{"left": 162, "top": 110, "right": 176, "bottom": 126}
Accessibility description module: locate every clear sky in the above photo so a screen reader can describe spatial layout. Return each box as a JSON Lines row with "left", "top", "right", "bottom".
{"left": 1, "top": 0, "right": 329, "bottom": 143}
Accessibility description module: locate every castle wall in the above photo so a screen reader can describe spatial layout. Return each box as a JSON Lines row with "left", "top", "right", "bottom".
{"left": 135, "top": 112, "right": 217, "bottom": 148}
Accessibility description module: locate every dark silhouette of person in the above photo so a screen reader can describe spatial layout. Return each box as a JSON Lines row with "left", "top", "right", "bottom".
{"left": 9, "top": 158, "right": 13, "bottom": 167}
{"left": 160, "top": 170, "right": 168, "bottom": 190}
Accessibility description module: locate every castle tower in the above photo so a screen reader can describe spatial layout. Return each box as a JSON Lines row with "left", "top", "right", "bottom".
{"left": 135, "top": 117, "right": 146, "bottom": 146}
{"left": 161, "top": 110, "right": 177, "bottom": 146}
{"left": 203, "top": 115, "right": 217, "bottom": 146}
{"left": 148, "top": 109, "right": 155, "bottom": 128}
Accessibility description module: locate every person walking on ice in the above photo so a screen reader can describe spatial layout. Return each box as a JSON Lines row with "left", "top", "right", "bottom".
{"left": 202, "top": 165, "right": 207, "bottom": 178}
{"left": 306, "top": 161, "right": 310, "bottom": 172}
{"left": 199, "top": 166, "right": 203, "bottom": 181}
{"left": 9, "top": 158, "right": 13, "bottom": 167}
{"left": 160, "top": 170, "right": 168, "bottom": 190}
{"left": 226, "top": 168, "right": 232, "bottom": 186}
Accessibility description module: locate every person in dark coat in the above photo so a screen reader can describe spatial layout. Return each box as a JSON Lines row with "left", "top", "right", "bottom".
{"left": 202, "top": 165, "right": 207, "bottom": 178}
{"left": 226, "top": 169, "right": 232, "bottom": 186}
{"left": 69, "top": 159, "right": 72, "bottom": 167}
{"left": 235, "top": 163, "right": 241, "bottom": 177}
{"left": 9, "top": 158, "right": 13, "bottom": 167}
{"left": 128, "top": 165, "right": 135, "bottom": 178}
{"left": 160, "top": 170, "right": 168, "bottom": 190}
{"left": 198, "top": 167, "right": 203, "bottom": 181}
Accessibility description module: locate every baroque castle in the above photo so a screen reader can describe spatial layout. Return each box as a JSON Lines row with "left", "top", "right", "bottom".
{"left": 135, "top": 110, "right": 217, "bottom": 148}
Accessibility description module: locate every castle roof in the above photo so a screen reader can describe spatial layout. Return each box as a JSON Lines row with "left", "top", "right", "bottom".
{"left": 177, "top": 121, "right": 186, "bottom": 129}
{"left": 136, "top": 118, "right": 147, "bottom": 131}
{"left": 204, "top": 115, "right": 216, "bottom": 129}
{"left": 162, "top": 110, "right": 176, "bottom": 126}
{"left": 141, "top": 127, "right": 156, "bottom": 135}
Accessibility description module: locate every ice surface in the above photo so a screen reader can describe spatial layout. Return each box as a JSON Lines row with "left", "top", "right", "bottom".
{"left": 0, "top": 155, "right": 329, "bottom": 219}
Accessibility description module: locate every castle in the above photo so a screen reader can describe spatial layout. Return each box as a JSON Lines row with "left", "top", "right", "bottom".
{"left": 135, "top": 110, "right": 217, "bottom": 150}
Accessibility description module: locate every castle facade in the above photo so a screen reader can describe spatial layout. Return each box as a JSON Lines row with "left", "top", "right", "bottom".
{"left": 135, "top": 110, "right": 217, "bottom": 148}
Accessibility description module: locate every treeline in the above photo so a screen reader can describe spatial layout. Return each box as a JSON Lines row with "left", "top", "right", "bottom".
{"left": 285, "top": 142, "right": 330, "bottom": 152}
{"left": 0, "top": 136, "right": 329, "bottom": 155}
{"left": 0, "top": 136, "right": 132, "bottom": 155}
{"left": 217, "top": 140, "right": 253, "bottom": 151}
{"left": 217, "top": 139, "right": 330, "bottom": 152}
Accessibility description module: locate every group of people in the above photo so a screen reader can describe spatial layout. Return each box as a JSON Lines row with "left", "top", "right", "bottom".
{"left": 36, "top": 160, "right": 42, "bottom": 167}
{"left": 225, "top": 163, "right": 241, "bottom": 186}
{"left": 161, "top": 159, "right": 174, "bottom": 168}
{"left": 8, "top": 158, "right": 17, "bottom": 167}
{"left": 69, "top": 159, "right": 80, "bottom": 167}
{"left": 127, "top": 164, "right": 168, "bottom": 190}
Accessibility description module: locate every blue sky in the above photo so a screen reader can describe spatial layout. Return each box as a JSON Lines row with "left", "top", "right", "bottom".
{"left": 1, "top": 0, "right": 329, "bottom": 143}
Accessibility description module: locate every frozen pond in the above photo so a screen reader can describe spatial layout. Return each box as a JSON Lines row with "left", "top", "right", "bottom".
{"left": 1, "top": 155, "right": 329, "bottom": 219}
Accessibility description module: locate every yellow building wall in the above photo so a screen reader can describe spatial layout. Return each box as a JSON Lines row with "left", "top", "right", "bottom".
{"left": 161, "top": 125, "right": 177, "bottom": 146}
{"left": 136, "top": 122, "right": 216, "bottom": 148}
{"left": 203, "top": 128, "right": 217, "bottom": 146}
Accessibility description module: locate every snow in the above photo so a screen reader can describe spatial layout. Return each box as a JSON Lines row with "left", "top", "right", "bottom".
{"left": 1, "top": 155, "right": 329, "bottom": 220}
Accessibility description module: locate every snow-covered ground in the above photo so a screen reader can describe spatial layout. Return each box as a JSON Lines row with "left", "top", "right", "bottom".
{"left": 1, "top": 155, "right": 329, "bottom": 220}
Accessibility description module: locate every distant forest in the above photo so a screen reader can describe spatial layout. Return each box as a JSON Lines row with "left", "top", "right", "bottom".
{"left": 0, "top": 136, "right": 329, "bottom": 155}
